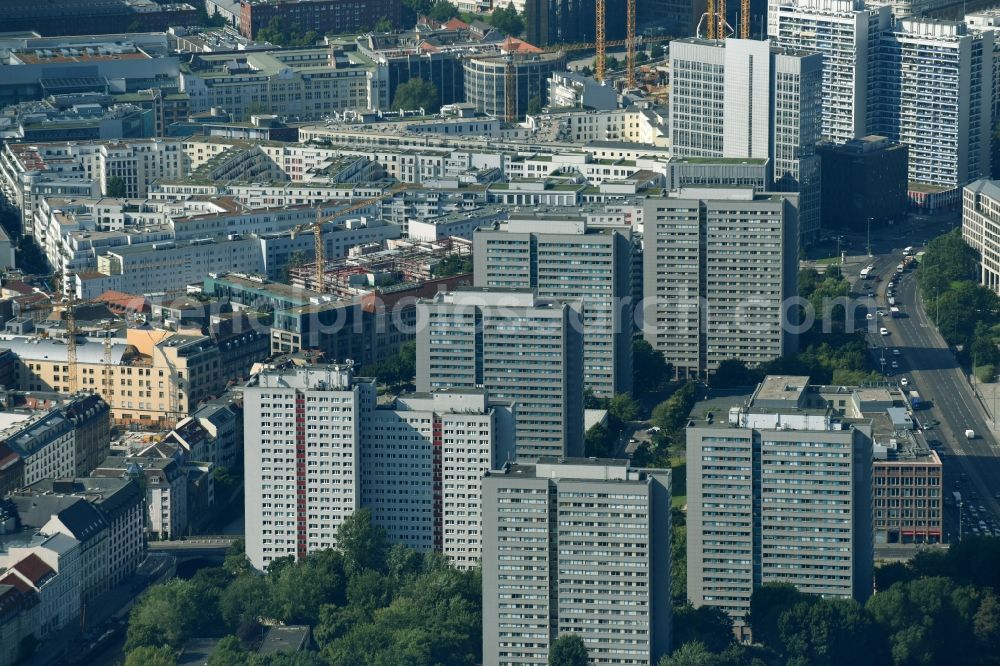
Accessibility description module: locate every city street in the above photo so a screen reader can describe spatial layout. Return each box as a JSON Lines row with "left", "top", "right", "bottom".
{"left": 862, "top": 240, "right": 1000, "bottom": 540}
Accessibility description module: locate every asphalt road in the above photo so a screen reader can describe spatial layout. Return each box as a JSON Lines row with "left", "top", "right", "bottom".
{"left": 869, "top": 252, "right": 1000, "bottom": 527}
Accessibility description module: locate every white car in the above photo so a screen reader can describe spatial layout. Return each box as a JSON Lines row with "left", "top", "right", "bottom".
{"left": 900, "top": 377, "right": 909, "bottom": 387}
{"left": 880, "top": 327, "right": 889, "bottom": 336}
{"left": 866, "top": 313, "right": 874, "bottom": 320}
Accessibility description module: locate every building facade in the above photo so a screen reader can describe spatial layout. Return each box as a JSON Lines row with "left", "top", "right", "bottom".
{"left": 769, "top": 0, "right": 890, "bottom": 144}
{"left": 463, "top": 52, "right": 567, "bottom": 120}
{"left": 818, "top": 135, "right": 909, "bottom": 231}
{"left": 642, "top": 189, "right": 799, "bottom": 380}
{"left": 686, "top": 376, "right": 875, "bottom": 626}
{"left": 473, "top": 216, "right": 633, "bottom": 399}
{"left": 244, "top": 363, "right": 516, "bottom": 571}
{"left": 963, "top": 179, "right": 1000, "bottom": 292}
{"left": 876, "top": 19, "right": 993, "bottom": 191}
{"left": 238, "top": 0, "right": 401, "bottom": 39}
{"left": 481, "top": 458, "right": 672, "bottom": 665}
{"left": 416, "top": 289, "right": 585, "bottom": 460}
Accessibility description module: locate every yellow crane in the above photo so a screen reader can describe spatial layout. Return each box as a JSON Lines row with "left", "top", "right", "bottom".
{"left": 309, "top": 185, "right": 410, "bottom": 292}
{"left": 596, "top": 0, "right": 606, "bottom": 81}
{"left": 65, "top": 292, "right": 78, "bottom": 395}
{"left": 741, "top": 0, "right": 750, "bottom": 38}
{"left": 626, "top": 0, "right": 637, "bottom": 88}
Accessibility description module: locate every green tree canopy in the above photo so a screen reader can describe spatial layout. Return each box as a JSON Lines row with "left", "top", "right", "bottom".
{"left": 490, "top": 3, "right": 524, "bottom": 35}
{"left": 672, "top": 605, "right": 734, "bottom": 654}
{"left": 428, "top": 0, "right": 459, "bottom": 20}
{"left": 549, "top": 633, "right": 588, "bottom": 666}
{"left": 337, "top": 507, "right": 389, "bottom": 574}
{"left": 106, "top": 175, "right": 127, "bottom": 198}
{"left": 125, "top": 645, "right": 176, "bottom": 666}
{"left": 391, "top": 77, "right": 441, "bottom": 113}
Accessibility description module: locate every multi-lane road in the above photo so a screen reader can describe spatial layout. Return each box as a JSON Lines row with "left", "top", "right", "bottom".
{"left": 863, "top": 249, "right": 1000, "bottom": 534}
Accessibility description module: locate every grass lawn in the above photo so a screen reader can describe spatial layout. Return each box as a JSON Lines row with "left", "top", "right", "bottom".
{"left": 670, "top": 455, "right": 686, "bottom": 509}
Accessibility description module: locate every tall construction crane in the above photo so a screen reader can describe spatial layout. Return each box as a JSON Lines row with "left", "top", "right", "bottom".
{"left": 595, "top": 0, "right": 606, "bottom": 82}
{"left": 741, "top": 0, "right": 750, "bottom": 38}
{"left": 626, "top": 0, "right": 637, "bottom": 88}
{"left": 65, "top": 293, "right": 78, "bottom": 395}
{"left": 310, "top": 185, "right": 410, "bottom": 292}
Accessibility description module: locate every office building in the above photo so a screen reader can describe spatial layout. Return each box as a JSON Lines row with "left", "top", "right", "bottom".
{"left": 686, "top": 375, "right": 875, "bottom": 627}
{"left": 482, "top": 457, "right": 672, "bottom": 666}
{"left": 818, "top": 136, "right": 909, "bottom": 231}
{"left": 770, "top": 0, "right": 891, "bottom": 144}
{"left": 873, "top": 432, "right": 943, "bottom": 545}
{"left": 669, "top": 39, "right": 823, "bottom": 242}
{"left": 416, "top": 289, "right": 585, "bottom": 460}
{"left": 0, "top": 0, "right": 199, "bottom": 37}
{"left": 877, "top": 19, "right": 993, "bottom": 191}
{"left": 963, "top": 180, "right": 1000, "bottom": 292}
{"left": 473, "top": 215, "right": 633, "bottom": 399}
{"left": 524, "top": 0, "right": 598, "bottom": 47}
{"left": 642, "top": 188, "right": 799, "bottom": 380}
{"left": 463, "top": 52, "right": 567, "bottom": 119}
{"left": 244, "top": 363, "right": 516, "bottom": 571}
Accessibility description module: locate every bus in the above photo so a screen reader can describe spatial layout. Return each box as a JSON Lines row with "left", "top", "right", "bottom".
{"left": 908, "top": 390, "right": 922, "bottom": 409}
{"left": 860, "top": 267, "right": 873, "bottom": 280}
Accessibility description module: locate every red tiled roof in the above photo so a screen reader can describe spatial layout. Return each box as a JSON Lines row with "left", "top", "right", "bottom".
{"left": 12, "top": 554, "right": 55, "bottom": 586}
{"left": 444, "top": 17, "right": 471, "bottom": 30}
{"left": 500, "top": 36, "right": 542, "bottom": 54}
{"left": 0, "top": 572, "right": 31, "bottom": 593}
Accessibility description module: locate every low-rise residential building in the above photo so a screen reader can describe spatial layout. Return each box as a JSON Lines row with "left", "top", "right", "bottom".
{"left": 162, "top": 400, "right": 244, "bottom": 471}
{"left": 95, "top": 456, "right": 188, "bottom": 540}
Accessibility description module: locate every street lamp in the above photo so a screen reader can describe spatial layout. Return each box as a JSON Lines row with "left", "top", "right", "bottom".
{"left": 867, "top": 217, "right": 873, "bottom": 258}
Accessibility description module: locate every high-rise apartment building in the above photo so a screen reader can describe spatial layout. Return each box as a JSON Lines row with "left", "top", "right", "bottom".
{"left": 877, "top": 19, "right": 993, "bottom": 190}
{"left": 482, "top": 457, "right": 672, "bottom": 666}
{"left": 473, "top": 215, "right": 633, "bottom": 399}
{"left": 244, "top": 363, "right": 516, "bottom": 571}
{"left": 669, "top": 39, "right": 823, "bottom": 242}
{"left": 686, "top": 375, "right": 874, "bottom": 627}
{"left": 770, "top": 0, "right": 891, "bottom": 144}
{"left": 642, "top": 188, "right": 799, "bottom": 380}
{"left": 416, "top": 289, "right": 585, "bottom": 460}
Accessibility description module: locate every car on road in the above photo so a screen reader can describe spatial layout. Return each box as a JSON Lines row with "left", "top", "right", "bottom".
{"left": 966, "top": 429, "right": 976, "bottom": 439}
{"left": 900, "top": 377, "right": 909, "bottom": 386}
{"left": 880, "top": 327, "right": 889, "bottom": 335}
{"left": 866, "top": 313, "right": 874, "bottom": 320}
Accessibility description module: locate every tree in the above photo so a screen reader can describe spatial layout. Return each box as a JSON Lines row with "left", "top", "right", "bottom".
{"left": 633, "top": 339, "right": 671, "bottom": 398}
{"left": 219, "top": 573, "right": 271, "bottom": 629}
{"left": 585, "top": 422, "right": 614, "bottom": 457}
{"left": 402, "top": 0, "right": 435, "bottom": 25}
{"left": 125, "top": 645, "right": 176, "bottom": 666}
{"left": 608, "top": 392, "right": 640, "bottom": 423}
{"left": 527, "top": 95, "right": 542, "bottom": 115}
{"left": 428, "top": 0, "right": 459, "bottom": 20}
{"left": 671, "top": 525, "right": 687, "bottom": 601}
{"left": 651, "top": 382, "right": 697, "bottom": 433}
{"left": 659, "top": 642, "right": 715, "bottom": 666}
{"left": 605, "top": 55, "right": 621, "bottom": 71}
{"left": 271, "top": 551, "right": 347, "bottom": 625}
{"left": 391, "top": 77, "right": 440, "bottom": 113}
{"left": 208, "top": 636, "right": 245, "bottom": 666}
{"left": 549, "top": 633, "right": 588, "bottom": 666}
{"left": 374, "top": 17, "right": 394, "bottom": 32}
{"left": 126, "top": 579, "right": 201, "bottom": 651}
{"left": 106, "top": 176, "right": 127, "bottom": 198}
{"left": 490, "top": 3, "right": 524, "bottom": 36}
{"left": 651, "top": 43, "right": 665, "bottom": 59}
{"left": 709, "top": 359, "right": 760, "bottom": 389}
{"left": 749, "top": 583, "right": 809, "bottom": 650}
{"left": 672, "top": 605, "right": 734, "bottom": 654}
{"left": 778, "top": 598, "right": 887, "bottom": 666}
{"left": 918, "top": 229, "right": 979, "bottom": 303}
{"left": 337, "top": 508, "right": 388, "bottom": 573}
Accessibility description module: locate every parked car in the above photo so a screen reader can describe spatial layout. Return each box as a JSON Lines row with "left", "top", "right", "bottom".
{"left": 880, "top": 327, "right": 890, "bottom": 335}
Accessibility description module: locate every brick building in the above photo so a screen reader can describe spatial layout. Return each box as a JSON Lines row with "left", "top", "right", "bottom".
{"left": 238, "top": 0, "right": 402, "bottom": 39}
